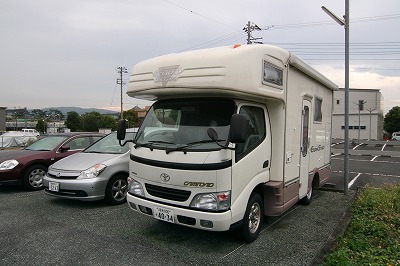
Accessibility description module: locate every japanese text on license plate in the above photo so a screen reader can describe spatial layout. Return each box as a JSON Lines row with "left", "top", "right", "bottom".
{"left": 49, "top": 181, "right": 59, "bottom": 192}
{"left": 153, "top": 206, "right": 174, "bottom": 223}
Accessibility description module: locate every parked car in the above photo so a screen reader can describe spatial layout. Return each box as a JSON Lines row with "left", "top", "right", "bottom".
{"left": 392, "top": 132, "right": 400, "bottom": 140}
{"left": 0, "top": 132, "right": 104, "bottom": 190}
{"left": 43, "top": 128, "right": 137, "bottom": 205}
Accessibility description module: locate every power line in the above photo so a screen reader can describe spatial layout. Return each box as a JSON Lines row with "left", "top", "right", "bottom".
{"left": 160, "top": 0, "right": 239, "bottom": 31}
{"left": 261, "top": 13, "right": 400, "bottom": 30}
{"left": 179, "top": 31, "right": 245, "bottom": 52}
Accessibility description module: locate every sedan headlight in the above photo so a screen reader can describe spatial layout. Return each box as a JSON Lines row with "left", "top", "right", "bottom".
{"left": 0, "top": 160, "right": 19, "bottom": 170}
{"left": 127, "top": 177, "right": 145, "bottom": 196}
{"left": 77, "top": 164, "right": 106, "bottom": 179}
{"left": 190, "top": 191, "right": 231, "bottom": 211}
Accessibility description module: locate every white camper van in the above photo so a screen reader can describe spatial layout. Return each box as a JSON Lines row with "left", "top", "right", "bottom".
{"left": 117, "top": 44, "right": 337, "bottom": 242}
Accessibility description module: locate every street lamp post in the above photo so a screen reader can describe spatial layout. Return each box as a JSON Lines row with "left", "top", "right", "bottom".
{"left": 322, "top": 1, "right": 350, "bottom": 194}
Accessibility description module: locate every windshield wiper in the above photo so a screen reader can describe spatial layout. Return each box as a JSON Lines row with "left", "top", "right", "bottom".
{"left": 165, "top": 139, "right": 226, "bottom": 154}
{"left": 134, "top": 140, "right": 176, "bottom": 150}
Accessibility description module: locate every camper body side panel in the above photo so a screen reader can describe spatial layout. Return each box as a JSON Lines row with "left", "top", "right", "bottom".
{"left": 264, "top": 65, "right": 333, "bottom": 216}
{"left": 284, "top": 66, "right": 333, "bottom": 201}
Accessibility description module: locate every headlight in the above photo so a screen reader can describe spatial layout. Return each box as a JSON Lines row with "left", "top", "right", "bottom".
{"left": 190, "top": 191, "right": 231, "bottom": 211}
{"left": 0, "top": 160, "right": 19, "bottom": 170}
{"left": 127, "top": 177, "right": 145, "bottom": 196}
{"left": 77, "top": 164, "right": 106, "bottom": 179}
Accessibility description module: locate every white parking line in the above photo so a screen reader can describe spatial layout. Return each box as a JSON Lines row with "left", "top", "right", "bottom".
{"left": 381, "top": 143, "right": 387, "bottom": 151}
{"left": 371, "top": 156, "right": 378, "bottom": 162}
{"left": 353, "top": 143, "right": 363, "bottom": 150}
{"left": 348, "top": 173, "right": 361, "bottom": 189}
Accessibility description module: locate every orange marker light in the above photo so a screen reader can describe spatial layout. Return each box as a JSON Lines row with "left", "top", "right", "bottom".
{"left": 233, "top": 44, "right": 241, "bottom": 48}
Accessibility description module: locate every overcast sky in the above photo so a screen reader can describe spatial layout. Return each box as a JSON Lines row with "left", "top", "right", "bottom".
{"left": 1, "top": 0, "right": 399, "bottom": 113}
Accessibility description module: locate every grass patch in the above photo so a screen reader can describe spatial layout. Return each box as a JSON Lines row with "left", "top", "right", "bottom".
{"left": 323, "top": 184, "right": 400, "bottom": 266}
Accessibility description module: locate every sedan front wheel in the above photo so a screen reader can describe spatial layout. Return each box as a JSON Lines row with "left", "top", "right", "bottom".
{"left": 105, "top": 174, "right": 128, "bottom": 205}
{"left": 23, "top": 165, "right": 46, "bottom": 191}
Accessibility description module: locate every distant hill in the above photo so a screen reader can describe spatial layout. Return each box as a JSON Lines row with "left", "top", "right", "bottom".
{"left": 42, "top": 107, "right": 119, "bottom": 116}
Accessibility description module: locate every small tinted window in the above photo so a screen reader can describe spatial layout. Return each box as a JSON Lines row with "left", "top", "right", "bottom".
{"left": 263, "top": 61, "right": 283, "bottom": 87}
{"left": 236, "top": 106, "right": 266, "bottom": 160}
{"left": 314, "top": 97, "right": 323, "bottom": 122}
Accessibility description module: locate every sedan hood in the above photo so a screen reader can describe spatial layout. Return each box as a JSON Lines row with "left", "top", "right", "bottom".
{"left": 50, "top": 152, "right": 124, "bottom": 171}
{"left": 0, "top": 149, "right": 43, "bottom": 162}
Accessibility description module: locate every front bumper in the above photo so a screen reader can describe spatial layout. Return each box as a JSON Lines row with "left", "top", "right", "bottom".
{"left": 126, "top": 193, "right": 232, "bottom": 231}
{"left": 43, "top": 175, "right": 108, "bottom": 201}
{"left": 0, "top": 168, "right": 23, "bottom": 185}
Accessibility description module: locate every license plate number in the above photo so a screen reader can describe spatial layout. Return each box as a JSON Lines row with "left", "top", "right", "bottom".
{"left": 153, "top": 206, "right": 174, "bottom": 223}
{"left": 49, "top": 181, "right": 59, "bottom": 192}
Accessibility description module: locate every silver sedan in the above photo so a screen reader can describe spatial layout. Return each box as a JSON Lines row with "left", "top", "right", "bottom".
{"left": 43, "top": 129, "right": 137, "bottom": 205}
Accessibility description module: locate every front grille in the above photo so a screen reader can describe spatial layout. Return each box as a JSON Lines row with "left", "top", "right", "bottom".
{"left": 145, "top": 184, "right": 191, "bottom": 202}
{"left": 47, "top": 173, "right": 78, "bottom": 179}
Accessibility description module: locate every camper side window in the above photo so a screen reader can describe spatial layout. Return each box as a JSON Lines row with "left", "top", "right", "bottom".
{"left": 235, "top": 106, "right": 266, "bottom": 161}
{"left": 263, "top": 60, "right": 283, "bottom": 87}
{"left": 314, "top": 97, "right": 323, "bottom": 122}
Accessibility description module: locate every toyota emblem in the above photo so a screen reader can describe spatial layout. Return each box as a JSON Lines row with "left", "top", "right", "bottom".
{"left": 56, "top": 172, "right": 61, "bottom": 178}
{"left": 160, "top": 173, "right": 170, "bottom": 182}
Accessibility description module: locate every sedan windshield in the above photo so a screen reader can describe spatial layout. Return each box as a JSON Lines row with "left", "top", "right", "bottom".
{"left": 135, "top": 98, "right": 235, "bottom": 152}
{"left": 85, "top": 132, "right": 135, "bottom": 154}
{"left": 25, "top": 136, "right": 69, "bottom": 151}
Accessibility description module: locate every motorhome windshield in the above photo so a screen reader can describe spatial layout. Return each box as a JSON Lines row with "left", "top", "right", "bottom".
{"left": 135, "top": 98, "right": 235, "bottom": 152}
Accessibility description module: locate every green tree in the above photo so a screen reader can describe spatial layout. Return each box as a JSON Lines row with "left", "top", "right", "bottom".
{"left": 82, "top": 111, "right": 102, "bottom": 132}
{"left": 383, "top": 106, "right": 400, "bottom": 135}
{"left": 30, "top": 109, "right": 46, "bottom": 119}
{"left": 100, "top": 115, "right": 117, "bottom": 131}
{"left": 122, "top": 109, "right": 139, "bottom": 128}
{"left": 35, "top": 119, "right": 46, "bottom": 134}
{"left": 47, "top": 108, "right": 64, "bottom": 121}
{"left": 65, "top": 111, "right": 81, "bottom": 132}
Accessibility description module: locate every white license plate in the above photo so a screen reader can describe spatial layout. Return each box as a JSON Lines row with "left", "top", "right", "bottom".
{"left": 48, "top": 181, "right": 60, "bottom": 192}
{"left": 153, "top": 206, "right": 174, "bottom": 223}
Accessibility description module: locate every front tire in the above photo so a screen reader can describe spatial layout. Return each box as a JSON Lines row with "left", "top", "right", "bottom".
{"left": 23, "top": 165, "right": 46, "bottom": 191}
{"left": 240, "top": 192, "right": 264, "bottom": 243}
{"left": 105, "top": 174, "right": 128, "bottom": 205}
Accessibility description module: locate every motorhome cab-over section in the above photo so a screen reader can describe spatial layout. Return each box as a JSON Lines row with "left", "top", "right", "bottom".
{"left": 118, "top": 44, "right": 337, "bottom": 242}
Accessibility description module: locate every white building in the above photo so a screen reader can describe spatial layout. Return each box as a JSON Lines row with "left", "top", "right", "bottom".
{"left": 332, "top": 88, "right": 384, "bottom": 140}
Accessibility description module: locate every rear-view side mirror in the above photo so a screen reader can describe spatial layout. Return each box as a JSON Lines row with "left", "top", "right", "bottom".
{"left": 117, "top": 119, "right": 127, "bottom": 141}
{"left": 229, "top": 114, "right": 250, "bottom": 143}
{"left": 59, "top": 145, "right": 71, "bottom": 152}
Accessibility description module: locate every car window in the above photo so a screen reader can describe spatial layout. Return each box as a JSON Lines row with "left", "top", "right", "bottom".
{"left": 25, "top": 136, "right": 69, "bottom": 151}
{"left": 65, "top": 137, "right": 91, "bottom": 150}
{"left": 85, "top": 132, "right": 135, "bottom": 154}
{"left": 92, "top": 136, "right": 103, "bottom": 143}
{"left": 235, "top": 106, "right": 266, "bottom": 160}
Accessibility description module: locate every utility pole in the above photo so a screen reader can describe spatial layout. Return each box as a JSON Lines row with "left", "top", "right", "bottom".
{"left": 116, "top": 67, "right": 128, "bottom": 119}
{"left": 366, "top": 107, "right": 376, "bottom": 140}
{"left": 243, "top": 21, "right": 262, "bottom": 44}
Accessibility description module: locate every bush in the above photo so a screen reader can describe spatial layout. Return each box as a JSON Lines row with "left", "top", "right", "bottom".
{"left": 323, "top": 184, "right": 400, "bottom": 265}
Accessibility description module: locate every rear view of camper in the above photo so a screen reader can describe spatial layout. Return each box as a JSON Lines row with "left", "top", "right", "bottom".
{"left": 118, "top": 44, "right": 337, "bottom": 242}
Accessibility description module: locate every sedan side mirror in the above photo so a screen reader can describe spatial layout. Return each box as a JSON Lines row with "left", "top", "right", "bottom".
{"left": 59, "top": 145, "right": 71, "bottom": 152}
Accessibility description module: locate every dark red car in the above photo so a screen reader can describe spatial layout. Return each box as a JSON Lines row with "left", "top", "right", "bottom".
{"left": 0, "top": 132, "right": 104, "bottom": 190}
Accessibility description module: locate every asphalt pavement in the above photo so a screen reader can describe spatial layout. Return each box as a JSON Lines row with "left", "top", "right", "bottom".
{"left": 0, "top": 187, "right": 353, "bottom": 266}
{"left": 0, "top": 139, "right": 398, "bottom": 266}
